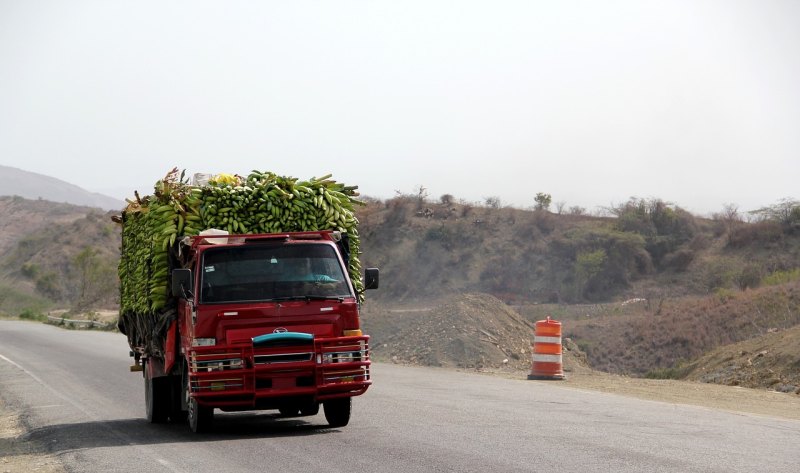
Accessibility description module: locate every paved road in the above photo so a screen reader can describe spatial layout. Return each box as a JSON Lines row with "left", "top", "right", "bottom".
{"left": 1, "top": 320, "right": 798, "bottom": 472}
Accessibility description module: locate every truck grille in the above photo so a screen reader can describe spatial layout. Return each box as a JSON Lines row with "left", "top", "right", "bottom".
{"left": 254, "top": 352, "right": 314, "bottom": 365}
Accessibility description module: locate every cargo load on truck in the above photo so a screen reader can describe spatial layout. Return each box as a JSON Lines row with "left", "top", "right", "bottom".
{"left": 113, "top": 168, "right": 377, "bottom": 432}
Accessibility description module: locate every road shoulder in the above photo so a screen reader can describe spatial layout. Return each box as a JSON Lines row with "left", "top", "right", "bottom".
{"left": 0, "top": 398, "right": 65, "bottom": 473}
{"left": 479, "top": 366, "right": 800, "bottom": 421}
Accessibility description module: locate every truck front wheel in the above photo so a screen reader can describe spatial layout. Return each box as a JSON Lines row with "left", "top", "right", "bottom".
{"left": 188, "top": 397, "right": 213, "bottom": 433}
{"left": 187, "top": 379, "right": 213, "bottom": 433}
{"left": 323, "top": 397, "right": 351, "bottom": 427}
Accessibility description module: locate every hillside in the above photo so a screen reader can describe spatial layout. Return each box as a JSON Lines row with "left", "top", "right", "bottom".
{"left": 358, "top": 195, "right": 800, "bottom": 305}
{"left": 0, "top": 196, "right": 101, "bottom": 255}
{"left": 0, "top": 196, "right": 120, "bottom": 315}
{"left": 0, "top": 165, "right": 123, "bottom": 211}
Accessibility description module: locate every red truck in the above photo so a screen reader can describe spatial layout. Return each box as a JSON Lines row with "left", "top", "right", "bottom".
{"left": 128, "top": 230, "right": 378, "bottom": 432}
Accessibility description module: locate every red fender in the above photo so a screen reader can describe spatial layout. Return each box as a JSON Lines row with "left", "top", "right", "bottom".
{"left": 164, "top": 320, "right": 178, "bottom": 374}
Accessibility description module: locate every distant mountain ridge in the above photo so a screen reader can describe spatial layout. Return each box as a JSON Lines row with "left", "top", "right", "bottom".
{"left": 0, "top": 165, "right": 124, "bottom": 211}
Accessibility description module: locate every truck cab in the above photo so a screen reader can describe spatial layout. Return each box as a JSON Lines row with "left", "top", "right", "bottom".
{"left": 145, "top": 230, "right": 378, "bottom": 432}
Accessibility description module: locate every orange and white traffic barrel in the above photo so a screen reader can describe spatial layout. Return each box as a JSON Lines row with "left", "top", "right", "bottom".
{"left": 527, "top": 316, "right": 565, "bottom": 380}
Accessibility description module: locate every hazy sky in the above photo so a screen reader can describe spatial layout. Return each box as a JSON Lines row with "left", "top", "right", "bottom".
{"left": 1, "top": 1, "right": 798, "bottom": 215}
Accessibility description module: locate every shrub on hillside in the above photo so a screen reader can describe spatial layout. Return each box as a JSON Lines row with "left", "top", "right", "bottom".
{"left": 384, "top": 196, "right": 412, "bottom": 219}
{"left": 688, "top": 233, "right": 711, "bottom": 251}
{"left": 661, "top": 248, "right": 695, "bottom": 272}
{"left": 761, "top": 268, "right": 800, "bottom": 286}
{"left": 703, "top": 258, "right": 738, "bottom": 292}
{"left": 425, "top": 224, "right": 458, "bottom": 250}
{"left": 714, "top": 287, "right": 736, "bottom": 303}
{"left": 20, "top": 263, "right": 38, "bottom": 278}
{"left": 532, "top": 208, "right": 555, "bottom": 234}
{"left": 612, "top": 198, "right": 697, "bottom": 267}
{"left": 574, "top": 249, "right": 607, "bottom": 298}
{"left": 0, "top": 285, "right": 51, "bottom": 316}
{"left": 735, "top": 264, "right": 763, "bottom": 291}
{"left": 18, "top": 308, "right": 45, "bottom": 321}
{"left": 548, "top": 227, "right": 650, "bottom": 301}
{"left": 728, "top": 220, "right": 783, "bottom": 248}
{"left": 34, "top": 272, "right": 62, "bottom": 299}
{"left": 479, "top": 255, "right": 528, "bottom": 295}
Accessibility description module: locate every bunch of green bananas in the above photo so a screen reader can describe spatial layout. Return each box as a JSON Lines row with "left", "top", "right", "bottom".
{"left": 117, "top": 169, "right": 366, "bottom": 322}
{"left": 197, "top": 171, "right": 364, "bottom": 294}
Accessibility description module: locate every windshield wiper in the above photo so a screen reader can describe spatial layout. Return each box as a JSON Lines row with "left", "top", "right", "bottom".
{"left": 271, "top": 295, "right": 345, "bottom": 303}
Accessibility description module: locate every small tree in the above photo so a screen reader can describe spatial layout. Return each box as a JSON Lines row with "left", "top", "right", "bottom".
{"left": 574, "top": 249, "right": 607, "bottom": 299}
{"left": 569, "top": 206, "right": 586, "bottom": 216}
{"left": 415, "top": 185, "right": 429, "bottom": 210}
{"left": 712, "top": 203, "right": 742, "bottom": 243}
{"left": 749, "top": 198, "right": 800, "bottom": 227}
{"left": 71, "top": 247, "right": 116, "bottom": 310}
{"left": 735, "top": 264, "right": 762, "bottom": 291}
{"left": 534, "top": 193, "right": 552, "bottom": 211}
{"left": 73, "top": 247, "right": 99, "bottom": 306}
{"left": 484, "top": 196, "right": 501, "bottom": 209}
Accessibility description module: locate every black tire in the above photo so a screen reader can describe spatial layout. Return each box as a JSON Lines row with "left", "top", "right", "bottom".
{"left": 188, "top": 396, "right": 213, "bottom": 433}
{"left": 145, "top": 375, "right": 169, "bottom": 423}
{"left": 323, "top": 397, "right": 351, "bottom": 427}
{"left": 186, "top": 374, "right": 213, "bottom": 433}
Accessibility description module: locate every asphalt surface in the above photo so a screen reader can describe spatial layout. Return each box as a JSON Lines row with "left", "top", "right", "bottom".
{"left": 1, "top": 320, "right": 799, "bottom": 472}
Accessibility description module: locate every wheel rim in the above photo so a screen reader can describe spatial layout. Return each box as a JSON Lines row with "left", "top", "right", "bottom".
{"left": 186, "top": 377, "right": 198, "bottom": 430}
{"left": 188, "top": 398, "right": 198, "bottom": 428}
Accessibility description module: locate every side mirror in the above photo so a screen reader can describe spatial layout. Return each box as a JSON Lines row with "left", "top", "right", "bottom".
{"left": 171, "top": 268, "right": 193, "bottom": 298}
{"left": 364, "top": 268, "right": 379, "bottom": 290}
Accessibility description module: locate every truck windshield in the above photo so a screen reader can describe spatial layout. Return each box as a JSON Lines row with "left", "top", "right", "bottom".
{"left": 199, "top": 243, "right": 352, "bottom": 304}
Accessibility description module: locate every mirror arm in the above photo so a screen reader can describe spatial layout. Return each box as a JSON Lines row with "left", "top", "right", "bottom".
{"left": 180, "top": 284, "right": 195, "bottom": 311}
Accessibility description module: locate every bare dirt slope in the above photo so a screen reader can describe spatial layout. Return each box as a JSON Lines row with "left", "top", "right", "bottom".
{"left": 365, "top": 293, "right": 592, "bottom": 374}
{"left": 683, "top": 324, "right": 800, "bottom": 393}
